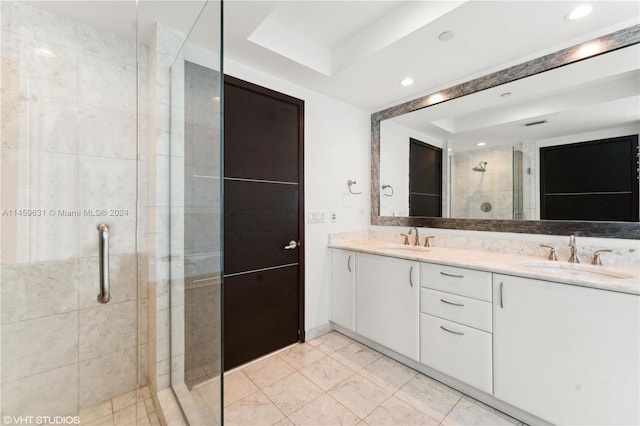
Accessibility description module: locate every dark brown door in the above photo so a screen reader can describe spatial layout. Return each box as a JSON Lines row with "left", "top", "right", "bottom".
{"left": 409, "top": 138, "right": 442, "bottom": 216}
{"left": 223, "top": 75, "right": 305, "bottom": 370}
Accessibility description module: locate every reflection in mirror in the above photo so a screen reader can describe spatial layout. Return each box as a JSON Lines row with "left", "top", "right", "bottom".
{"left": 378, "top": 42, "right": 639, "bottom": 222}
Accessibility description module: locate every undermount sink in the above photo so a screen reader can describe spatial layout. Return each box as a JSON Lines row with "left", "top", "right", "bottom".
{"left": 519, "top": 261, "right": 634, "bottom": 280}
{"left": 380, "top": 244, "right": 431, "bottom": 252}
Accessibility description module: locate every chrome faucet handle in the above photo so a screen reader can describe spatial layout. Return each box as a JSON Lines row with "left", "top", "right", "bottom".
{"left": 424, "top": 236, "right": 435, "bottom": 247}
{"left": 591, "top": 249, "right": 613, "bottom": 266}
{"left": 400, "top": 234, "right": 410, "bottom": 245}
{"left": 539, "top": 244, "right": 557, "bottom": 261}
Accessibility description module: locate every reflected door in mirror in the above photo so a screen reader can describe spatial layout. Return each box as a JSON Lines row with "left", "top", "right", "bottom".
{"left": 409, "top": 138, "right": 442, "bottom": 217}
{"left": 540, "top": 135, "right": 639, "bottom": 222}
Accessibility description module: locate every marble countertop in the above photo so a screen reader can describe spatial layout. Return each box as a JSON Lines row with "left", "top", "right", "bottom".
{"left": 329, "top": 240, "right": 640, "bottom": 296}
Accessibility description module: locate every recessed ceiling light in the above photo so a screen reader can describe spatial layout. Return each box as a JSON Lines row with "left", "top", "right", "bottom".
{"left": 429, "top": 93, "right": 445, "bottom": 104}
{"left": 399, "top": 77, "right": 414, "bottom": 87}
{"left": 438, "top": 31, "right": 455, "bottom": 42}
{"left": 565, "top": 5, "right": 593, "bottom": 21}
{"left": 499, "top": 92, "right": 512, "bottom": 98}
{"left": 476, "top": 142, "right": 487, "bottom": 147}
{"left": 575, "top": 42, "right": 602, "bottom": 59}
{"left": 33, "top": 47, "right": 56, "bottom": 58}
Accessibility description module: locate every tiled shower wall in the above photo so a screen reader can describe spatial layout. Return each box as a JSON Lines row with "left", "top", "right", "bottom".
{"left": 450, "top": 146, "right": 514, "bottom": 219}
{"left": 0, "top": 1, "right": 147, "bottom": 415}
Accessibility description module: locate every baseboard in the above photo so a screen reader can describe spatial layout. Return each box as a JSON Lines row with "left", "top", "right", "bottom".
{"left": 304, "top": 322, "right": 333, "bottom": 341}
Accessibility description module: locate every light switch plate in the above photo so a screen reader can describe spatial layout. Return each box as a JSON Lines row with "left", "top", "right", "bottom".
{"left": 307, "top": 210, "right": 326, "bottom": 224}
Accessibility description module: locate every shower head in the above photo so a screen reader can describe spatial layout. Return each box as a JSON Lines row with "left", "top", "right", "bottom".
{"left": 473, "top": 161, "right": 487, "bottom": 172}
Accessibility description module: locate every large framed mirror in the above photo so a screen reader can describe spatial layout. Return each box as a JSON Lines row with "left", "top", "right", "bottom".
{"left": 372, "top": 25, "right": 640, "bottom": 239}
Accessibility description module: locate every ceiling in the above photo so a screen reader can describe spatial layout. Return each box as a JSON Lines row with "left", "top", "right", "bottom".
{"left": 389, "top": 44, "right": 640, "bottom": 152}
{"left": 29, "top": 1, "right": 639, "bottom": 111}
{"left": 222, "top": 1, "right": 639, "bottom": 110}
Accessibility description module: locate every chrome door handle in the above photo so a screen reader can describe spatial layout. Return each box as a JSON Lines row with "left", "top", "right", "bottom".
{"left": 409, "top": 266, "right": 414, "bottom": 287}
{"left": 440, "top": 272, "right": 464, "bottom": 278}
{"left": 440, "top": 325, "right": 464, "bottom": 335}
{"left": 499, "top": 282, "right": 504, "bottom": 308}
{"left": 347, "top": 254, "right": 352, "bottom": 272}
{"left": 440, "top": 298, "right": 464, "bottom": 307}
{"left": 284, "top": 240, "right": 299, "bottom": 250}
{"left": 97, "top": 223, "right": 110, "bottom": 304}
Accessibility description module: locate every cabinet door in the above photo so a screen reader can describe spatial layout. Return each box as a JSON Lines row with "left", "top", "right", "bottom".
{"left": 331, "top": 249, "right": 355, "bottom": 331}
{"left": 493, "top": 274, "right": 639, "bottom": 425}
{"left": 355, "top": 253, "right": 419, "bottom": 360}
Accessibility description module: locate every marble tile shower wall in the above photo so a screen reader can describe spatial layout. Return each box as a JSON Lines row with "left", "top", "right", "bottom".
{"left": 0, "top": 1, "right": 148, "bottom": 416}
{"left": 451, "top": 147, "right": 514, "bottom": 220}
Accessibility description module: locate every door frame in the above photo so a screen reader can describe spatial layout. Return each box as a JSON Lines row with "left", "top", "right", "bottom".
{"left": 223, "top": 74, "right": 306, "bottom": 342}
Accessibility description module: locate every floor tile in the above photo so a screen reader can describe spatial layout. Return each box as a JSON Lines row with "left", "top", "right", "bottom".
{"left": 196, "top": 377, "right": 222, "bottom": 415}
{"left": 278, "top": 343, "right": 326, "bottom": 370}
{"left": 330, "top": 342, "right": 382, "bottom": 372}
{"left": 299, "top": 356, "right": 354, "bottom": 391}
{"left": 262, "top": 372, "right": 324, "bottom": 415}
{"left": 364, "top": 396, "right": 439, "bottom": 426}
{"left": 112, "top": 390, "right": 137, "bottom": 412}
{"left": 395, "top": 375, "right": 462, "bottom": 422}
{"left": 358, "top": 356, "right": 417, "bottom": 394}
{"left": 288, "top": 394, "right": 361, "bottom": 425}
{"left": 223, "top": 370, "right": 259, "bottom": 407}
{"left": 224, "top": 391, "right": 286, "bottom": 426}
{"left": 185, "top": 366, "right": 208, "bottom": 383}
{"left": 327, "top": 374, "right": 391, "bottom": 419}
{"left": 243, "top": 354, "right": 296, "bottom": 389}
{"left": 442, "top": 396, "right": 519, "bottom": 426}
{"left": 113, "top": 405, "right": 137, "bottom": 425}
{"left": 79, "top": 400, "right": 112, "bottom": 424}
{"left": 307, "top": 331, "right": 352, "bottom": 354}
{"left": 273, "top": 417, "right": 294, "bottom": 425}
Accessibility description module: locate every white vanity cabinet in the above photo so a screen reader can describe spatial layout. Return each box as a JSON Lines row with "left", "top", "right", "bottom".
{"left": 355, "top": 253, "right": 420, "bottom": 360}
{"left": 419, "top": 263, "right": 493, "bottom": 394}
{"left": 330, "top": 249, "right": 355, "bottom": 331}
{"left": 493, "top": 274, "right": 640, "bottom": 425}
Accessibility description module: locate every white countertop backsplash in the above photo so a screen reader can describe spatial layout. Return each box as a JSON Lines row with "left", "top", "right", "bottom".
{"left": 329, "top": 230, "right": 640, "bottom": 295}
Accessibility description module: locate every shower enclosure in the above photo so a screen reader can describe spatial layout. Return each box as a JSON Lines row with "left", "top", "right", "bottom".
{"left": 1, "top": 0, "right": 222, "bottom": 423}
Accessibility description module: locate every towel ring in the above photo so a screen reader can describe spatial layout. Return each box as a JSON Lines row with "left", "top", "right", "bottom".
{"left": 381, "top": 184, "right": 394, "bottom": 197}
{"left": 347, "top": 180, "right": 362, "bottom": 195}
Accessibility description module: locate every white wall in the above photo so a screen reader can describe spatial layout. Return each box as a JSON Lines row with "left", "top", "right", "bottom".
{"left": 224, "top": 59, "right": 371, "bottom": 335}
{"left": 379, "top": 121, "right": 440, "bottom": 217}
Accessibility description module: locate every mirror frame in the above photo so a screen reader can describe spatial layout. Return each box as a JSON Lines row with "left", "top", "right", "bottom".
{"left": 371, "top": 25, "right": 640, "bottom": 239}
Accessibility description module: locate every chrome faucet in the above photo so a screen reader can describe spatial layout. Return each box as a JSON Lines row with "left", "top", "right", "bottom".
{"left": 539, "top": 244, "right": 557, "bottom": 261}
{"left": 408, "top": 227, "right": 419, "bottom": 246}
{"left": 568, "top": 235, "right": 580, "bottom": 263}
{"left": 591, "top": 249, "right": 613, "bottom": 266}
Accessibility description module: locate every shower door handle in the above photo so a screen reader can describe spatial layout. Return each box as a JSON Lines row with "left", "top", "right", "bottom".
{"left": 97, "top": 224, "right": 110, "bottom": 304}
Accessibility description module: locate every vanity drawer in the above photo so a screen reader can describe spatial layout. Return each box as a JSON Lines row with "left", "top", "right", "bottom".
{"left": 420, "top": 313, "right": 492, "bottom": 394}
{"left": 421, "top": 288, "right": 492, "bottom": 332}
{"left": 420, "top": 263, "right": 492, "bottom": 302}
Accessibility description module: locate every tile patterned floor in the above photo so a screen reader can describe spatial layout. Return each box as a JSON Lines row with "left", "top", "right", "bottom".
{"left": 77, "top": 386, "right": 159, "bottom": 425}
{"left": 212, "top": 332, "right": 524, "bottom": 426}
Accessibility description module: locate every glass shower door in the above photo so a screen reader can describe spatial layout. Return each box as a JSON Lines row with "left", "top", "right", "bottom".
{"left": 1, "top": 0, "right": 145, "bottom": 421}
{"left": 167, "top": 1, "right": 224, "bottom": 424}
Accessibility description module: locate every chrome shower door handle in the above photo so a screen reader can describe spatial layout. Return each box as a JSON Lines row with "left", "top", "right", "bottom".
{"left": 97, "top": 224, "right": 110, "bottom": 304}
